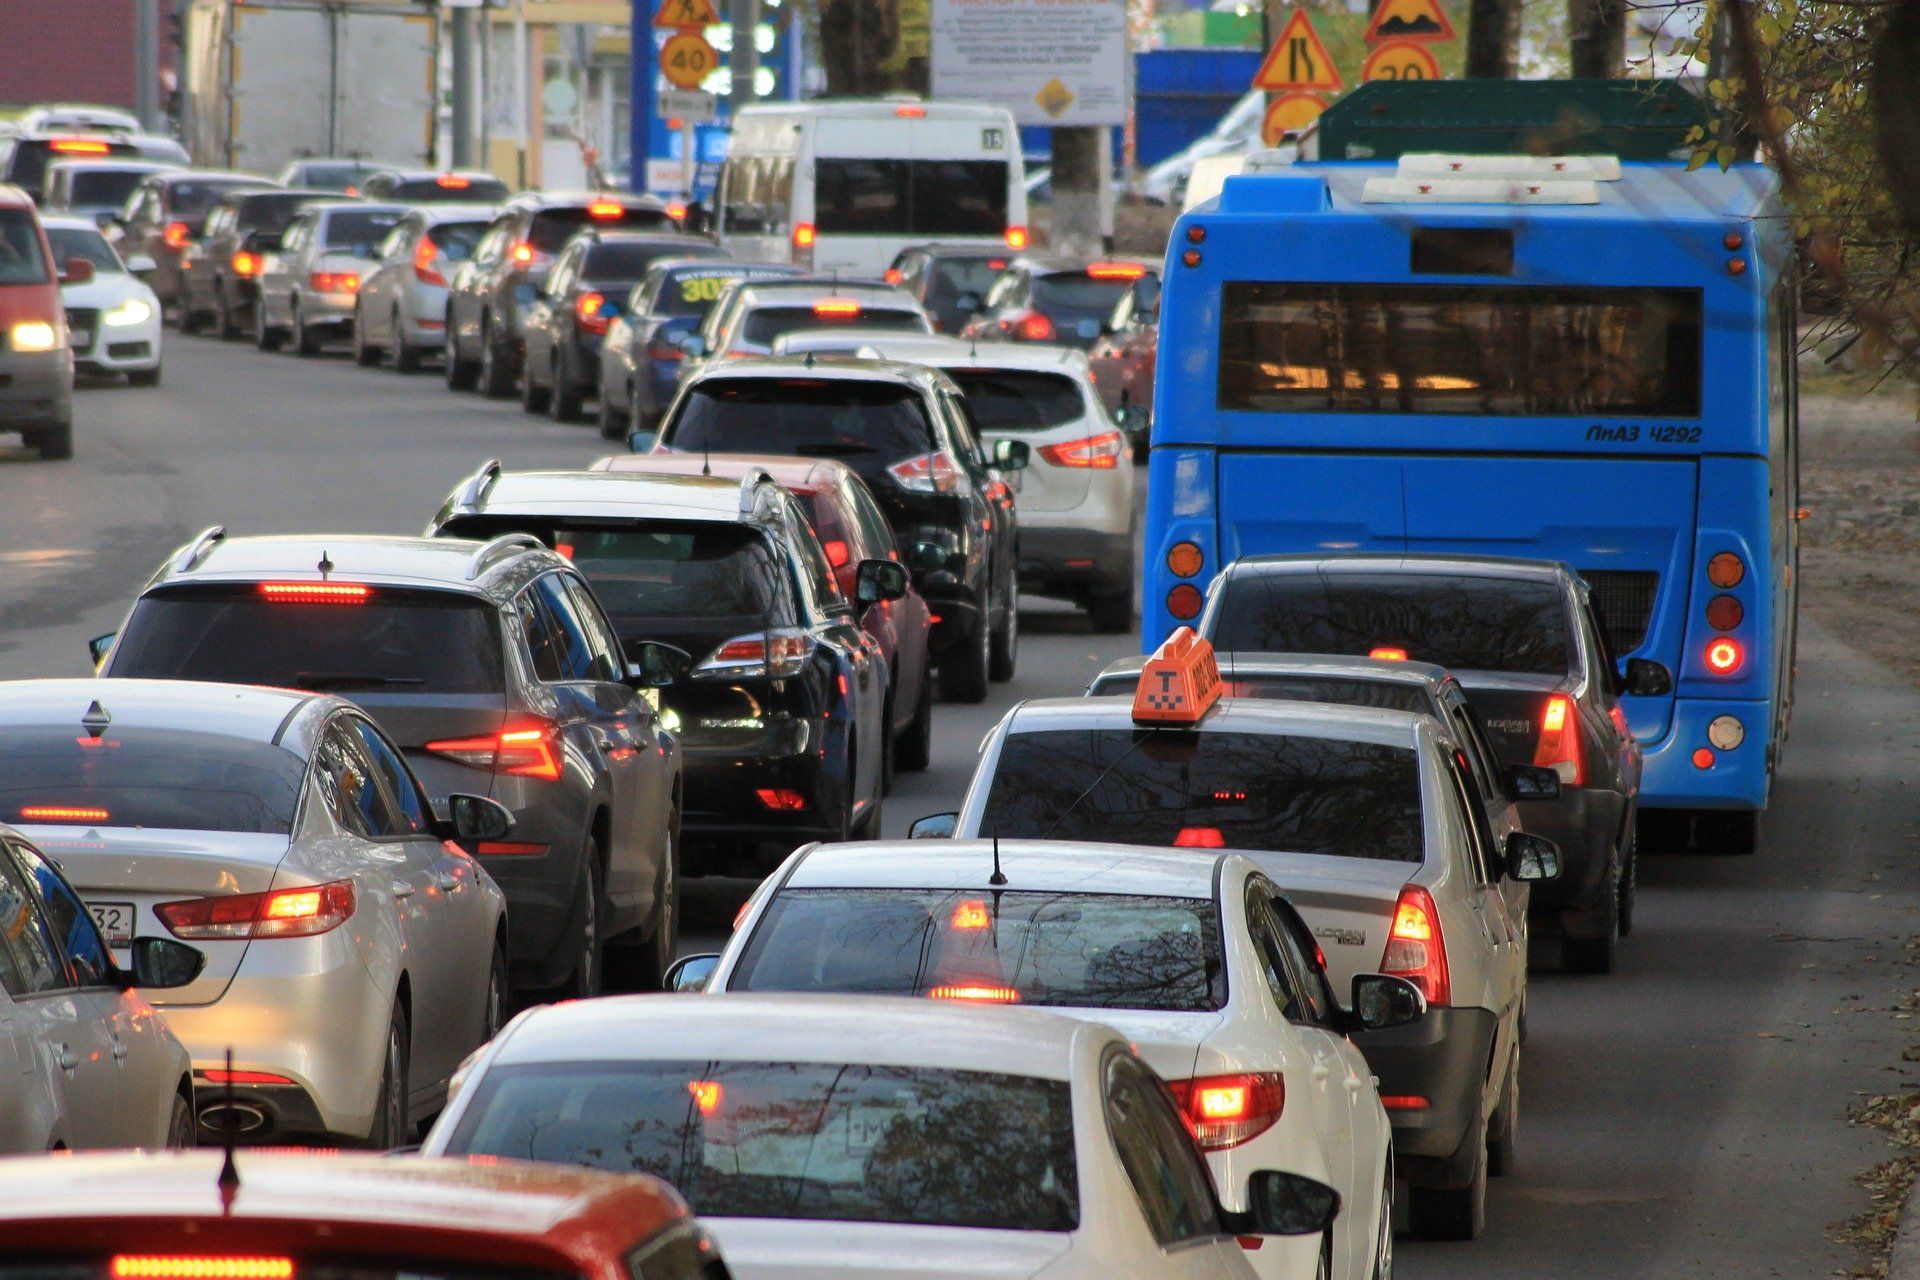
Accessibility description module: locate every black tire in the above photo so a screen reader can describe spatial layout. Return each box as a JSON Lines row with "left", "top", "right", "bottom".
{"left": 392, "top": 309, "right": 424, "bottom": 372}
{"left": 363, "top": 1000, "right": 410, "bottom": 1149}
{"left": 166, "top": 1091, "right": 195, "bottom": 1148}
{"left": 942, "top": 618, "right": 991, "bottom": 704}
{"left": 216, "top": 287, "right": 242, "bottom": 339}
{"left": 1697, "top": 809, "right": 1760, "bottom": 856}
{"left": 558, "top": 844, "right": 604, "bottom": 999}
{"left": 1407, "top": 1107, "right": 1487, "bottom": 1240}
{"left": 352, "top": 304, "right": 380, "bottom": 365}
{"left": 988, "top": 590, "right": 1018, "bottom": 683}
{"left": 128, "top": 365, "right": 161, "bottom": 387}
{"left": 520, "top": 359, "right": 552, "bottom": 414}
{"left": 445, "top": 318, "right": 479, "bottom": 390}
{"left": 550, "top": 351, "right": 585, "bottom": 421}
{"left": 254, "top": 297, "right": 283, "bottom": 351}
{"left": 1561, "top": 864, "right": 1618, "bottom": 975}
{"left": 598, "top": 381, "right": 630, "bottom": 438}
{"left": 895, "top": 672, "right": 933, "bottom": 772}
{"left": 1371, "top": 1167, "right": 1394, "bottom": 1279}
{"left": 178, "top": 302, "right": 205, "bottom": 335}
{"left": 482, "top": 940, "right": 507, "bottom": 1042}
{"left": 292, "top": 303, "right": 322, "bottom": 356}
{"left": 1617, "top": 833, "right": 1637, "bottom": 937}
{"left": 478, "top": 317, "right": 514, "bottom": 398}
{"left": 1085, "top": 587, "right": 1133, "bottom": 634}
{"left": 31, "top": 418, "right": 72, "bottom": 461}
{"left": 1487, "top": 1048, "right": 1519, "bottom": 1176}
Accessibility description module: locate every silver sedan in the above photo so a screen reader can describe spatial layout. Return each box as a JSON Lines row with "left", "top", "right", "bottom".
{"left": 0, "top": 678, "right": 512, "bottom": 1147}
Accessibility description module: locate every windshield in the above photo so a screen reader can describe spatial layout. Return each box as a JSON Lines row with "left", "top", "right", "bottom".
{"left": 428, "top": 220, "right": 488, "bottom": 261}
{"left": 931, "top": 256, "right": 1006, "bottom": 303}
{"left": 294, "top": 162, "right": 383, "bottom": 190}
{"left": 1091, "top": 670, "right": 1432, "bottom": 715}
{"left": 67, "top": 169, "right": 149, "bottom": 207}
{"left": 1208, "top": 572, "right": 1575, "bottom": 676}
{"left": 391, "top": 175, "right": 511, "bottom": 203}
{"left": 531, "top": 206, "right": 676, "bottom": 252}
{"left": 237, "top": 194, "right": 321, "bottom": 234}
{"left": 666, "top": 380, "right": 936, "bottom": 468}
{"left": 657, "top": 264, "right": 790, "bottom": 318}
{"left": 0, "top": 210, "right": 50, "bottom": 285}
{"left": 740, "top": 305, "right": 926, "bottom": 349}
{"left": 1032, "top": 273, "right": 1138, "bottom": 327}
{"left": 107, "top": 585, "right": 504, "bottom": 695}
{"left": 735, "top": 888, "right": 1227, "bottom": 1012}
{"left": 43, "top": 225, "right": 121, "bottom": 273}
{"left": 0, "top": 726, "right": 306, "bottom": 835}
{"left": 442, "top": 1058, "right": 1078, "bottom": 1231}
{"left": 167, "top": 179, "right": 261, "bottom": 221}
{"left": 582, "top": 241, "right": 685, "bottom": 286}
{"left": 815, "top": 159, "right": 1010, "bottom": 237}
{"left": 323, "top": 209, "right": 403, "bottom": 255}
{"left": 979, "top": 728, "right": 1426, "bottom": 861}
{"left": 944, "top": 369, "right": 1083, "bottom": 432}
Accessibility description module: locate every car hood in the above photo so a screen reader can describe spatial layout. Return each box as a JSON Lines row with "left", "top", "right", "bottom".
{"left": 61, "top": 273, "right": 152, "bottom": 309}
{"left": 707, "top": 1219, "right": 1073, "bottom": 1280}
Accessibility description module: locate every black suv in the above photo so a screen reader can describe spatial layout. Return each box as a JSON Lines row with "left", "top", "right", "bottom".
{"left": 519, "top": 229, "right": 723, "bottom": 423}
{"left": 445, "top": 192, "right": 681, "bottom": 398}
{"left": 649, "top": 358, "right": 1026, "bottom": 703}
{"left": 93, "top": 528, "right": 686, "bottom": 997}
{"left": 1197, "top": 553, "right": 1653, "bottom": 974}
{"left": 885, "top": 244, "right": 1012, "bottom": 333}
{"left": 179, "top": 189, "right": 334, "bottom": 338}
{"left": 430, "top": 463, "right": 901, "bottom": 871}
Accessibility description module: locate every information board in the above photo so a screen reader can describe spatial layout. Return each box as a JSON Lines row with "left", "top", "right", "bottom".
{"left": 930, "top": 0, "right": 1130, "bottom": 126}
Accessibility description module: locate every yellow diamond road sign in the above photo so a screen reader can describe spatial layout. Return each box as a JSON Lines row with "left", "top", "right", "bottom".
{"left": 1035, "top": 78, "right": 1076, "bottom": 119}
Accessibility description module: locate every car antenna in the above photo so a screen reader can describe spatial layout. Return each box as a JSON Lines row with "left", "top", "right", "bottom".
{"left": 80, "top": 699, "right": 110, "bottom": 740}
{"left": 804, "top": 350, "right": 817, "bottom": 368}
{"left": 217, "top": 1047, "right": 241, "bottom": 1213}
{"left": 989, "top": 831, "right": 1008, "bottom": 886}
{"left": 702, "top": 439, "right": 712, "bottom": 478}
{"left": 969, "top": 337, "right": 978, "bottom": 358}
{"left": 317, "top": 550, "right": 333, "bottom": 580}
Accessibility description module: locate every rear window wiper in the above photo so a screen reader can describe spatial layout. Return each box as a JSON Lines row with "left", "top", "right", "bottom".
{"left": 791, "top": 442, "right": 876, "bottom": 457}
{"left": 293, "top": 673, "right": 428, "bottom": 690}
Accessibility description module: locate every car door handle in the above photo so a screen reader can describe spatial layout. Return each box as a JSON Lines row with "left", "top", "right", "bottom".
{"left": 1311, "top": 1064, "right": 1332, "bottom": 1082}
{"left": 112, "top": 1040, "right": 129, "bottom": 1062}
{"left": 57, "top": 1046, "right": 77, "bottom": 1072}
{"left": 391, "top": 882, "right": 415, "bottom": 899}
{"left": 433, "top": 872, "right": 460, "bottom": 892}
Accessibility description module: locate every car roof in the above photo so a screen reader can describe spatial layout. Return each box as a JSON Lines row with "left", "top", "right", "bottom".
{"left": 867, "top": 337, "right": 1091, "bottom": 373}
{"left": 576, "top": 229, "right": 705, "bottom": 249}
{"left": 455, "top": 467, "right": 765, "bottom": 524}
{"left": 593, "top": 451, "right": 857, "bottom": 494}
{"left": 0, "top": 677, "right": 315, "bottom": 742}
{"left": 738, "top": 281, "right": 918, "bottom": 308}
{"left": 491, "top": 992, "right": 1099, "bottom": 1081}
{"left": 1222, "top": 552, "right": 1574, "bottom": 584}
{"left": 1097, "top": 650, "right": 1452, "bottom": 693}
{"left": 503, "top": 189, "right": 669, "bottom": 213}
{"left": 787, "top": 837, "right": 1232, "bottom": 897}
{"left": 156, "top": 170, "right": 274, "bottom": 187}
{"left": 45, "top": 157, "right": 175, "bottom": 173}
{"left": 653, "top": 255, "right": 791, "bottom": 274}
{"left": 305, "top": 199, "right": 407, "bottom": 217}
{"left": 1008, "top": 694, "right": 1432, "bottom": 748}
{"left": 687, "top": 355, "right": 949, "bottom": 391}
{"left": 0, "top": 1151, "right": 689, "bottom": 1261}
{"left": 39, "top": 214, "right": 112, "bottom": 232}
{"left": 403, "top": 202, "right": 503, "bottom": 222}
{"left": 154, "top": 531, "right": 562, "bottom": 598}
{"left": 1016, "top": 255, "right": 1156, "bottom": 276}
{"left": 229, "top": 188, "right": 335, "bottom": 205}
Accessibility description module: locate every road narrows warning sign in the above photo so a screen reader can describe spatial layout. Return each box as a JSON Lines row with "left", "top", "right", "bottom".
{"left": 1253, "top": 9, "right": 1343, "bottom": 93}
{"left": 1362, "top": 0, "right": 1455, "bottom": 43}
{"left": 655, "top": 0, "right": 720, "bottom": 26}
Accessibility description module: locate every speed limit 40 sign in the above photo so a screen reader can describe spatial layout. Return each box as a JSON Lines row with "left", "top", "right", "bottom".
{"left": 661, "top": 30, "right": 718, "bottom": 90}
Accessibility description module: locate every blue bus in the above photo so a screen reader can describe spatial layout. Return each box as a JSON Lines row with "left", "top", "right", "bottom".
{"left": 1142, "top": 84, "right": 1799, "bottom": 850}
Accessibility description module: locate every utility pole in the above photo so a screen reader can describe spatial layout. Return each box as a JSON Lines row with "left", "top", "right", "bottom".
{"left": 450, "top": 2, "right": 477, "bottom": 167}
{"left": 1051, "top": 127, "right": 1101, "bottom": 258}
{"left": 731, "top": 0, "right": 760, "bottom": 111}
{"left": 136, "top": 0, "right": 161, "bottom": 131}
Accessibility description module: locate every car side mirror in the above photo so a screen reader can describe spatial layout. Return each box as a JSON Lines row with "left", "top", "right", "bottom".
{"left": 665, "top": 953, "right": 720, "bottom": 993}
{"left": 625, "top": 427, "right": 659, "bottom": 454}
{"left": 447, "top": 792, "right": 514, "bottom": 846}
{"left": 62, "top": 257, "right": 93, "bottom": 285}
{"left": 1117, "top": 402, "right": 1150, "bottom": 435}
{"left": 677, "top": 332, "right": 708, "bottom": 358}
{"left": 1505, "top": 763, "right": 1560, "bottom": 801}
{"left": 126, "top": 937, "right": 205, "bottom": 990}
{"left": 1349, "top": 973, "right": 1425, "bottom": 1032}
{"left": 627, "top": 640, "right": 693, "bottom": 688}
{"left": 991, "top": 439, "right": 1030, "bottom": 472}
{"left": 1221, "top": 1170, "right": 1341, "bottom": 1238}
{"left": 1503, "top": 831, "right": 1562, "bottom": 882}
{"left": 88, "top": 632, "right": 116, "bottom": 667}
{"left": 1623, "top": 657, "right": 1672, "bottom": 697}
{"left": 909, "top": 812, "right": 958, "bottom": 839}
{"left": 856, "top": 558, "right": 908, "bottom": 606}
{"left": 124, "top": 252, "right": 156, "bottom": 274}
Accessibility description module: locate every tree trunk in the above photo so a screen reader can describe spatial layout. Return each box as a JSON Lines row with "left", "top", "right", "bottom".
{"left": 817, "top": 0, "right": 899, "bottom": 96}
{"left": 1465, "top": 0, "right": 1522, "bottom": 77}
{"left": 1568, "top": 0, "right": 1627, "bottom": 76}
{"left": 1050, "top": 126, "right": 1103, "bottom": 258}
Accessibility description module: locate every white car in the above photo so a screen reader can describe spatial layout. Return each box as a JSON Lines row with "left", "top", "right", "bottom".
{"left": 40, "top": 215, "right": 161, "bottom": 384}
{"left": 255, "top": 200, "right": 407, "bottom": 355}
{"left": 0, "top": 823, "right": 199, "bottom": 1152}
{"left": 690, "top": 839, "right": 1423, "bottom": 1280}
{"left": 930, "top": 630, "right": 1560, "bottom": 1240}
{"left": 0, "top": 678, "right": 512, "bottom": 1147}
{"left": 424, "top": 993, "right": 1342, "bottom": 1280}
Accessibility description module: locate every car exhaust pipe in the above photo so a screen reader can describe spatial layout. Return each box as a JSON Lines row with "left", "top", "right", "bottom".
{"left": 197, "top": 1101, "right": 270, "bottom": 1135}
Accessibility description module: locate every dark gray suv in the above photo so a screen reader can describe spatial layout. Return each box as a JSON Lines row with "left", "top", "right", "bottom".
{"left": 92, "top": 528, "right": 685, "bottom": 997}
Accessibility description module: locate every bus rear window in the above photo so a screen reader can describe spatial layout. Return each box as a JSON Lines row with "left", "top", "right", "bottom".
{"left": 815, "top": 159, "right": 1009, "bottom": 237}
{"left": 1218, "top": 282, "right": 1703, "bottom": 418}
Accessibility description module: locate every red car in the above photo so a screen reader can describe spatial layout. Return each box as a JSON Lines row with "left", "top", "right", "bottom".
{"left": 0, "top": 184, "right": 78, "bottom": 459}
{"left": 1085, "top": 271, "right": 1159, "bottom": 458}
{"left": 596, "top": 451, "right": 937, "bottom": 772}
{"left": 0, "top": 1150, "right": 731, "bottom": 1280}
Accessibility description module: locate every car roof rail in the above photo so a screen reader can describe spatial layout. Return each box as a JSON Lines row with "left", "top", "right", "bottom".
{"left": 737, "top": 467, "right": 778, "bottom": 517}
{"left": 465, "top": 532, "right": 547, "bottom": 580}
{"left": 172, "top": 524, "right": 227, "bottom": 574}
{"left": 456, "top": 458, "right": 504, "bottom": 511}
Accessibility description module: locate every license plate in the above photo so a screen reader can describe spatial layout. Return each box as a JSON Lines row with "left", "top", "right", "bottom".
{"left": 87, "top": 901, "right": 135, "bottom": 948}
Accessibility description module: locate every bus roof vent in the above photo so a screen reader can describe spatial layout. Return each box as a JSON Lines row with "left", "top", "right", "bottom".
{"left": 1219, "top": 171, "right": 1329, "bottom": 215}
{"left": 1397, "top": 153, "right": 1622, "bottom": 181}
{"left": 1361, "top": 177, "right": 1600, "bottom": 205}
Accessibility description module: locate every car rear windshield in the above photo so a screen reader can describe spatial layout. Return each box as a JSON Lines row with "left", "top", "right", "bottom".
{"left": 740, "top": 305, "right": 925, "bottom": 349}
{"left": 656, "top": 264, "right": 782, "bottom": 318}
{"left": 0, "top": 210, "right": 50, "bottom": 285}
{"left": 815, "top": 159, "right": 1010, "bottom": 237}
{"left": 1208, "top": 572, "right": 1575, "bottom": 676}
{"left": 583, "top": 241, "right": 685, "bottom": 286}
{"left": 1032, "top": 273, "right": 1137, "bottom": 327}
{"left": 323, "top": 209, "right": 404, "bottom": 254}
{"left": 43, "top": 226, "right": 121, "bottom": 273}
{"left": 942, "top": 369, "right": 1082, "bottom": 432}
{"left": 107, "top": 585, "right": 504, "bottom": 695}
{"left": 1091, "top": 670, "right": 1431, "bottom": 715}
{"left": 67, "top": 169, "right": 149, "bottom": 207}
{"left": 666, "top": 379, "right": 936, "bottom": 467}
{"left": 390, "top": 176, "right": 512, "bottom": 203}
{"left": 237, "top": 194, "right": 323, "bottom": 233}
{"left": 531, "top": 206, "right": 676, "bottom": 252}
{"left": 1217, "top": 282, "right": 1705, "bottom": 417}
{"left": 0, "top": 726, "right": 306, "bottom": 834}
{"left": 980, "top": 728, "right": 1426, "bottom": 861}
{"left": 930, "top": 256, "right": 1006, "bottom": 303}
{"left": 441, "top": 1058, "right": 1078, "bottom": 1231}
{"left": 166, "top": 180, "right": 261, "bottom": 220}
{"left": 735, "top": 888, "right": 1227, "bottom": 1011}
{"left": 299, "top": 162, "right": 382, "bottom": 190}
{"left": 428, "top": 220, "right": 488, "bottom": 261}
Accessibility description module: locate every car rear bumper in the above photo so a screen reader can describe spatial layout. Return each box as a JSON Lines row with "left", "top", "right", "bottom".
{"left": 681, "top": 728, "right": 842, "bottom": 861}
{"left": 1354, "top": 1003, "right": 1498, "bottom": 1186}
{"left": 0, "top": 348, "right": 73, "bottom": 428}
{"left": 1019, "top": 525, "right": 1134, "bottom": 596}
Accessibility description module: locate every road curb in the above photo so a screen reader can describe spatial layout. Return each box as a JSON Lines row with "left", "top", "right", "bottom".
{"left": 1892, "top": 1182, "right": 1920, "bottom": 1280}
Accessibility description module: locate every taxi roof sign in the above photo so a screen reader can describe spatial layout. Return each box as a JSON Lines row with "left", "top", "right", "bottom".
{"left": 1133, "top": 628, "right": 1224, "bottom": 725}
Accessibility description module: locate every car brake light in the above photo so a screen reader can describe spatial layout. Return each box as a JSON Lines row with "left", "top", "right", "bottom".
{"left": 51, "top": 138, "right": 113, "bottom": 155}
{"left": 1380, "top": 885, "right": 1450, "bottom": 1006}
{"left": 649, "top": 336, "right": 685, "bottom": 363}
{"left": 1704, "top": 637, "right": 1743, "bottom": 674}
{"left": 163, "top": 220, "right": 191, "bottom": 249}
{"left": 697, "top": 628, "right": 812, "bottom": 680}
{"left": 309, "top": 271, "right": 358, "bottom": 294}
{"left": 111, "top": 1259, "right": 294, "bottom": 1280}
{"left": 950, "top": 899, "right": 991, "bottom": 929}
{"left": 822, "top": 538, "right": 850, "bottom": 568}
{"left": 19, "top": 805, "right": 110, "bottom": 823}
{"left": 884, "top": 268, "right": 903, "bottom": 284}
{"left": 412, "top": 235, "right": 445, "bottom": 286}
{"left": 231, "top": 250, "right": 261, "bottom": 278}
{"left": 665, "top": 200, "right": 688, "bottom": 222}
{"left": 257, "top": 581, "right": 370, "bottom": 604}
{"left": 429, "top": 724, "right": 562, "bottom": 780}
{"left": 156, "top": 881, "right": 355, "bottom": 941}
{"left": 1165, "top": 1073, "right": 1285, "bottom": 1150}
{"left": 1380, "top": 1095, "right": 1431, "bottom": 1111}
{"left": 576, "top": 290, "right": 611, "bottom": 334}
{"left": 200, "top": 1069, "right": 295, "bottom": 1085}
{"left": 1038, "top": 431, "right": 1123, "bottom": 469}
{"left": 755, "top": 788, "right": 807, "bottom": 811}
{"left": 1011, "top": 311, "right": 1054, "bottom": 341}
{"left": 588, "top": 200, "right": 624, "bottom": 219}
{"left": 510, "top": 241, "right": 534, "bottom": 266}
{"left": 688, "top": 1080, "right": 723, "bottom": 1114}
{"left": 1004, "top": 226, "right": 1028, "bottom": 251}
{"left": 792, "top": 222, "right": 816, "bottom": 250}
{"left": 1087, "top": 261, "right": 1146, "bottom": 280}
{"left": 1173, "top": 826, "right": 1225, "bottom": 847}
{"left": 1533, "top": 693, "right": 1586, "bottom": 785}
{"left": 887, "top": 451, "right": 963, "bottom": 494}
{"left": 928, "top": 984, "right": 1020, "bottom": 1003}
{"left": 894, "top": 103, "right": 928, "bottom": 118}
{"left": 435, "top": 174, "right": 471, "bottom": 189}
{"left": 1369, "top": 646, "right": 1409, "bottom": 661}
{"left": 813, "top": 298, "right": 861, "bottom": 317}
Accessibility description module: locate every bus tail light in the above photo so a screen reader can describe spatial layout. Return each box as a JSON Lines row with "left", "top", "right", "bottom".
{"left": 792, "top": 222, "right": 816, "bottom": 250}
{"left": 413, "top": 235, "right": 446, "bottom": 286}
{"left": 1380, "top": 885, "right": 1450, "bottom": 1006}
{"left": 1708, "top": 715, "right": 1745, "bottom": 750}
{"left": 157, "top": 881, "right": 355, "bottom": 941}
{"left": 1532, "top": 693, "right": 1586, "bottom": 785}
{"left": 1704, "top": 637, "right": 1743, "bottom": 674}
{"left": 1705, "top": 594, "right": 1743, "bottom": 630}
{"left": 424, "top": 722, "right": 563, "bottom": 780}
{"left": 1165, "top": 1073, "right": 1285, "bottom": 1150}
{"left": 1707, "top": 552, "right": 1745, "bottom": 588}
{"left": 1166, "top": 541, "right": 1203, "bottom": 578}
{"left": 1038, "top": 431, "right": 1123, "bottom": 469}
{"left": 1166, "top": 583, "right": 1203, "bottom": 619}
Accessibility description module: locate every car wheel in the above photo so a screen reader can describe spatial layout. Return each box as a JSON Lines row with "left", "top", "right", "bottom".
{"left": 128, "top": 365, "right": 161, "bottom": 387}
{"left": 29, "top": 417, "right": 72, "bottom": 461}
{"left": 352, "top": 303, "right": 380, "bottom": 365}
{"left": 478, "top": 317, "right": 514, "bottom": 398}
{"left": 392, "top": 310, "right": 424, "bottom": 372}
{"left": 482, "top": 940, "right": 507, "bottom": 1041}
{"left": 520, "top": 357, "right": 552, "bottom": 414}
{"left": 166, "top": 1092, "right": 195, "bottom": 1148}
{"left": 1696, "top": 809, "right": 1760, "bottom": 856}
{"left": 895, "top": 672, "right": 933, "bottom": 772}
{"left": 178, "top": 300, "right": 205, "bottom": 335}
{"left": 988, "top": 587, "right": 1018, "bottom": 683}
{"left": 597, "top": 384, "right": 628, "bottom": 439}
{"left": 254, "top": 296, "right": 283, "bottom": 352}
{"left": 1372, "top": 1167, "right": 1394, "bottom": 1279}
{"left": 1562, "top": 864, "right": 1618, "bottom": 975}
{"left": 1407, "top": 1107, "right": 1487, "bottom": 1240}
{"left": 363, "top": 1000, "right": 410, "bottom": 1149}
{"left": 550, "top": 352, "right": 585, "bottom": 421}
{"left": 640, "top": 818, "right": 681, "bottom": 990}
{"left": 216, "top": 287, "right": 242, "bottom": 339}
{"left": 292, "top": 302, "right": 322, "bottom": 356}
{"left": 1487, "top": 1047, "right": 1519, "bottom": 1176}
{"left": 558, "top": 843, "right": 604, "bottom": 999}
{"left": 445, "top": 317, "right": 478, "bottom": 390}
{"left": 942, "top": 617, "right": 991, "bottom": 704}
{"left": 1616, "top": 831, "right": 1637, "bottom": 937}
{"left": 1085, "top": 586, "right": 1133, "bottom": 634}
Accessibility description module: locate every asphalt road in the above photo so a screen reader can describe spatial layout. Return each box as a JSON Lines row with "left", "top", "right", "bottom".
{"left": 4, "top": 335, "right": 1919, "bottom": 1276}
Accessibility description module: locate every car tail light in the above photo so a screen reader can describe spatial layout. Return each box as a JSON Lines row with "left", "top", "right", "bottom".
{"left": 1005, "top": 311, "right": 1053, "bottom": 341}
{"left": 792, "top": 222, "right": 816, "bottom": 250}
{"left": 435, "top": 174, "right": 471, "bottom": 189}
{"left": 257, "top": 581, "right": 369, "bottom": 604}
{"left": 1704, "top": 637, "right": 1743, "bottom": 674}
{"left": 884, "top": 268, "right": 903, "bottom": 284}
{"left": 1165, "top": 1073, "right": 1285, "bottom": 1150}
{"left": 1707, "top": 552, "right": 1745, "bottom": 588}
{"left": 111, "top": 1259, "right": 294, "bottom": 1280}
{"left": 688, "top": 1079, "right": 723, "bottom": 1113}
{"left": 755, "top": 788, "right": 807, "bottom": 811}
{"left": 665, "top": 200, "right": 688, "bottom": 222}
{"left": 510, "top": 240, "right": 535, "bottom": 267}
{"left": 309, "top": 271, "right": 358, "bottom": 294}
{"left": 1532, "top": 693, "right": 1586, "bottom": 785}
{"left": 1173, "top": 826, "right": 1225, "bottom": 847}
{"left": 1167, "top": 583, "right": 1203, "bottom": 619}
{"left": 1369, "top": 646, "right": 1409, "bottom": 661}
{"left": 649, "top": 337, "right": 685, "bottom": 363}
{"left": 425, "top": 722, "right": 563, "bottom": 781}
{"left": 588, "top": 200, "right": 624, "bottom": 219}
{"left": 1038, "top": 431, "right": 1123, "bottom": 469}
{"left": 413, "top": 235, "right": 446, "bottom": 286}
{"left": 697, "top": 628, "right": 812, "bottom": 680}
{"left": 576, "top": 290, "right": 611, "bottom": 334}
{"left": 231, "top": 250, "right": 261, "bottom": 278}
{"left": 1087, "top": 261, "right": 1146, "bottom": 280}
{"left": 201, "top": 1069, "right": 295, "bottom": 1085}
{"left": 813, "top": 298, "right": 861, "bottom": 318}
{"left": 887, "top": 451, "right": 963, "bottom": 494}
{"left": 928, "top": 983, "right": 1020, "bottom": 1003}
{"left": 156, "top": 881, "right": 355, "bottom": 941}
{"left": 19, "top": 805, "right": 109, "bottom": 824}
{"left": 51, "top": 138, "right": 113, "bottom": 155}
{"left": 1004, "top": 226, "right": 1028, "bottom": 250}
{"left": 822, "top": 538, "right": 850, "bottom": 568}
{"left": 163, "top": 220, "right": 191, "bottom": 249}
{"left": 894, "top": 103, "right": 928, "bottom": 118}
{"left": 1380, "top": 885, "right": 1450, "bottom": 1006}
